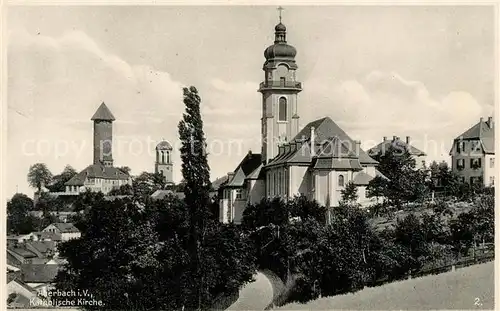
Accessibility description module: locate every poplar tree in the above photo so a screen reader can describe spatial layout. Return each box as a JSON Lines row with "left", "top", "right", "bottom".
{"left": 178, "top": 86, "right": 212, "bottom": 309}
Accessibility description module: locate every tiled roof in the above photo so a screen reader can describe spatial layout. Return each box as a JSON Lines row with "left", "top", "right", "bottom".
{"left": 313, "top": 158, "right": 363, "bottom": 170}
{"left": 246, "top": 164, "right": 264, "bottom": 179}
{"left": 8, "top": 247, "right": 38, "bottom": 259}
{"left": 51, "top": 223, "right": 80, "bottom": 233}
{"left": 65, "top": 164, "right": 130, "bottom": 186}
{"left": 25, "top": 241, "right": 56, "bottom": 255}
{"left": 451, "top": 118, "right": 495, "bottom": 154}
{"left": 290, "top": 117, "right": 378, "bottom": 165}
{"left": 8, "top": 272, "right": 36, "bottom": 294}
{"left": 225, "top": 152, "right": 263, "bottom": 187}
{"left": 367, "top": 138, "right": 426, "bottom": 157}
{"left": 91, "top": 102, "right": 115, "bottom": 121}
{"left": 21, "top": 264, "right": 60, "bottom": 283}
{"left": 150, "top": 190, "right": 185, "bottom": 200}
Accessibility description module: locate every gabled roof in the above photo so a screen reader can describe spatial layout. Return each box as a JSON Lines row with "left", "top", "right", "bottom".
{"left": 25, "top": 241, "right": 56, "bottom": 256}
{"left": 211, "top": 175, "right": 229, "bottom": 191}
{"left": 65, "top": 165, "right": 130, "bottom": 186}
{"left": 21, "top": 264, "right": 60, "bottom": 283}
{"left": 7, "top": 247, "right": 38, "bottom": 259}
{"left": 46, "top": 223, "right": 80, "bottom": 233}
{"left": 367, "top": 138, "right": 426, "bottom": 157}
{"left": 91, "top": 102, "right": 115, "bottom": 121}
{"left": 33, "top": 231, "right": 62, "bottom": 241}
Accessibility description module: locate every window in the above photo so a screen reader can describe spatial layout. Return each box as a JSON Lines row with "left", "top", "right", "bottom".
{"left": 490, "top": 176, "right": 495, "bottom": 186}
{"left": 456, "top": 159, "right": 465, "bottom": 170}
{"left": 456, "top": 141, "right": 466, "bottom": 153}
{"left": 338, "top": 174, "right": 345, "bottom": 187}
{"left": 274, "top": 173, "right": 277, "bottom": 196}
{"left": 235, "top": 189, "right": 242, "bottom": 199}
{"left": 166, "top": 151, "right": 170, "bottom": 163}
{"left": 472, "top": 141, "right": 481, "bottom": 152}
{"left": 280, "top": 77, "right": 286, "bottom": 87}
{"left": 278, "top": 97, "right": 287, "bottom": 121}
{"left": 490, "top": 158, "right": 495, "bottom": 168}
{"left": 470, "top": 158, "right": 482, "bottom": 169}
{"left": 278, "top": 172, "right": 282, "bottom": 196}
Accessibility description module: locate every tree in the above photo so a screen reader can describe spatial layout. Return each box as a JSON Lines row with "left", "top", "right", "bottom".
{"left": 7, "top": 193, "right": 36, "bottom": 234}
{"left": 108, "top": 184, "right": 133, "bottom": 196}
{"left": 118, "top": 166, "right": 132, "bottom": 175}
{"left": 132, "top": 172, "right": 167, "bottom": 200}
{"left": 340, "top": 182, "right": 358, "bottom": 205}
{"left": 178, "top": 86, "right": 214, "bottom": 309}
{"left": 27, "top": 163, "right": 53, "bottom": 193}
{"left": 394, "top": 213, "right": 429, "bottom": 270}
{"left": 366, "top": 176, "right": 389, "bottom": 203}
{"left": 47, "top": 165, "right": 77, "bottom": 192}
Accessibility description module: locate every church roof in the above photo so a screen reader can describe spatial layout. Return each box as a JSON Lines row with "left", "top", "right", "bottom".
{"left": 225, "top": 151, "right": 263, "bottom": 188}
{"left": 65, "top": 165, "right": 130, "bottom": 186}
{"left": 269, "top": 117, "right": 378, "bottom": 167}
{"left": 91, "top": 102, "right": 115, "bottom": 121}
{"left": 368, "top": 138, "right": 426, "bottom": 157}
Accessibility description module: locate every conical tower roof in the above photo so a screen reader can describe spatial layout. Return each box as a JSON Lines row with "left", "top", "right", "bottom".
{"left": 91, "top": 102, "right": 115, "bottom": 121}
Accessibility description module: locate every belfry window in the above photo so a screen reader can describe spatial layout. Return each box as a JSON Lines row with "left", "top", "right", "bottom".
{"left": 338, "top": 175, "right": 345, "bottom": 187}
{"left": 166, "top": 151, "right": 170, "bottom": 163}
{"left": 278, "top": 97, "right": 287, "bottom": 121}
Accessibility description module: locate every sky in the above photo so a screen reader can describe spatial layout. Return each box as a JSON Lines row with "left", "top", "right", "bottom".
{"left": 6, "top": 5, "right": 496, "bottom": 199}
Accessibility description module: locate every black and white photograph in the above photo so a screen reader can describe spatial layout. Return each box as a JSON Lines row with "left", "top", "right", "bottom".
{"left": 3, "top": 3, "right": 498, "bottom": 310}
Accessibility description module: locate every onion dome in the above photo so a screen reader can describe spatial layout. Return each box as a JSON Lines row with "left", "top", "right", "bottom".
{"left": 264, "top": 22, "right": 297, "bottom": 60}
{"left": 156, "top": 140, "right": 173, "bottom": 151}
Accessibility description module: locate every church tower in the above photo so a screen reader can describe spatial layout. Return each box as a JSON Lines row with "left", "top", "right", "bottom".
{"left": 259, "top": 9, "right": 302, "bottom": 164}
{"left": 91, "top": 102, "right": 115, "bottom": 167}
{"left": 155, "top": 140, "right": 174, "bottom": 184}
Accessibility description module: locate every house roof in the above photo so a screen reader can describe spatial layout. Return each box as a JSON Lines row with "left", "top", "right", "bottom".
{"left": 21, "top": 264, "right": 60, "bottom": 283}
{"left": 8, "top": 247, "right": 38, "bottom": 259}
{"left": 150, "top": 190, "right": 185, "bottom": 200}
{"left": 451, "top": 118, "right": 495, "bottom": 154}
{"left": 91, "top": 102, "right": 115, "bottom": 121}
{"left": 313, "top": 158, "right": 363, "bottom": 170}
{"left": 367, "top": 138, "right": 426, "bottom": 157}
{"left": 8, "top": 272, "right": 36, "bottom": 294}
{"left": 156, "top": 140, "right": 173, "bottom": 150}
{"left": 65, "top": 164, "right": 130, "bottom": 186}
{"left": 47, "top": 223, "right": 80, "bottom": 233}
{"left": 25, "top": 241, "right": 56, "bottom": 255}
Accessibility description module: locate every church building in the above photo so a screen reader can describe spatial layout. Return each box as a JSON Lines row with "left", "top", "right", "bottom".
{"left": 219, "top": 16, "right": 386, "bottom": 224}
{"left": 64, "top": 102, "right": 132, "bottom": 195}
{"left": 154, "top": 140, "right": 174, "bottom": 184}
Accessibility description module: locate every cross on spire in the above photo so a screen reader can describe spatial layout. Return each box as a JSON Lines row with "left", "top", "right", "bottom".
{"left": 277, "top": 6, "right": 284, "bottom": 23}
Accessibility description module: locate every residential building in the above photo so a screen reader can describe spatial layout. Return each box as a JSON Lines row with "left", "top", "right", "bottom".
{"left": 219, "top": 18, "right": 386, "bottom": 224}
{"left": 7, "top": 273, "right": 44, "bottom": 308}
{"left": 61, "top": 102, "right": 132, "bottom": 195}
{"left": 42, "top": 223, "right": 81, "bottom": 241}
{"left": 367, "top": 136, "right": 427, "bottom": 169}
{"left": 449, "top": 116, "right": 495, "bottom": 186}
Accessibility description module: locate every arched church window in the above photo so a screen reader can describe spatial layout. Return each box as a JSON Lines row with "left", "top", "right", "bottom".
{"left": 338, "top": 175, "right": 345, "bottom": 187}
{"left": 278, "top": 97, "right": 287, "bottom": 121}
{"left": 166, "top": 151, "right": 170, "bottom": 164}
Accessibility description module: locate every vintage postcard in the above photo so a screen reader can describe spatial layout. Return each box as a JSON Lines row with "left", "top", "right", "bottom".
{"left": 2, "top": 3, "right": 498, "bottom": 310}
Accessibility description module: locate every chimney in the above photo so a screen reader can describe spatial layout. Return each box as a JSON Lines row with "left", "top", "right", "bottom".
{"left": 392, "top": 135, "right": 397, "bottom": 141}
{"left": 311, "top": 127, "right": 316, "bottom": 156}
{"left": 406, "top": 136, "right": 411, "bottom": 144}
{"left": 227, "top": 172, "right": 235, "bottom": 180}
{"left": 354, "top": 140, "right": 361, "bottom": 156}
{"left": 480, "top": 117, "right": 484, "bottom": 123}
{"left": 279, "top": 145, "right": 285, "bottom": 155}
{"left": 383, "top": 136, "right": 387, "bottom": 142}
{"left": 487, "top": 116, "right": 494, "bottom": 128}
{"left": 248, "top": 150, "right": 252, "bottom": 158}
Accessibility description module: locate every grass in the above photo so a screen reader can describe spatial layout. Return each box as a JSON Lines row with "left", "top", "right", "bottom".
{"left": 275, "top": 261, "right": 494, "bottom": 310}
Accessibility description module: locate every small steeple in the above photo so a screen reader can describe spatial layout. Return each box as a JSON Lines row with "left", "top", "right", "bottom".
{"left": 91, "top": 102, "right": 116, "bottom": 121}
{"left": 274, "top": 6, "right": 287, "bottom": 43}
